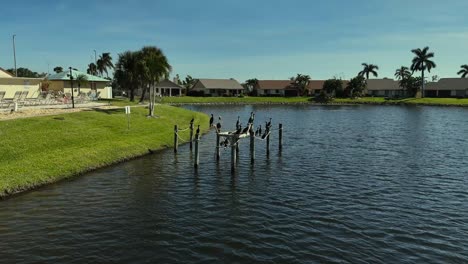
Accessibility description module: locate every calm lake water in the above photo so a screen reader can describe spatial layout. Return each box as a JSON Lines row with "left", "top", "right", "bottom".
{"left": 1, "top": 105, "right": 468, "bottom": 263}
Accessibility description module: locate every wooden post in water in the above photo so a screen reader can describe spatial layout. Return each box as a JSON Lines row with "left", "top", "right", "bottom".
{"left": 216, "top": 133, "right": 220, "bottom": 161}
{"left": 231, "top": 136, "right": 237, "bottom": 172}
{"left": 174, "top": 125, "right": 178, "bottom": 153}
{"left": 189, "top": 122, "right": 194, "bottom": 150}
{"left": 266, "top": 130, "right": 270, "bottom": 155}
{"left": 250, "top": 130, "right": 255, "bottom": 164}
{"left": 194, "top": 133, "right": 200, "bottom": 168}
{"left": 279, "top": 123, "right": 283, "bottom": 151}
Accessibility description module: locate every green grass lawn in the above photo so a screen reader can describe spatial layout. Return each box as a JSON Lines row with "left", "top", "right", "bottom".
{"left": 0, "top": 105, "right": 209, "bottom": 197}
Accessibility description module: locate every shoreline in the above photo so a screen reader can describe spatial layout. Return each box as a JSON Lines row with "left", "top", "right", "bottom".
{"left": 0, "top": 105, "right": 209, "bottom": 199}
{"left": 167, "top": 100, "right": 468, "bottom": 107}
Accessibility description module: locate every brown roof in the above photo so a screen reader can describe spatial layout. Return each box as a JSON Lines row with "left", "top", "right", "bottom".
{"left": 426, "top": 78, "right": 468, "bottom": 91}
{"left": 155, "top": 79, "right": 183, "bottom": 89}
{"left": 193, "top": 78, "right": 243, "bottom": 90}
{"left": 366, "top": 79, "right": 400, "bottom": 91}
{"left": 307, "top": 80, "right": 325, "bottom": 91}
{"left": 256, "top": 80, "right": 295, "bottom": 90}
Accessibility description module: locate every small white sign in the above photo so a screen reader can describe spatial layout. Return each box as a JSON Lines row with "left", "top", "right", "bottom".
{"left": 125, "top": 106, "right": 131, "bottom": 114}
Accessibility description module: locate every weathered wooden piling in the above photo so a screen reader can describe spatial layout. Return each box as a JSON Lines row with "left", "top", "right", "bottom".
{"left": 189, "top": 122, "right": 194, "bottom": 150}
{"left": 194, "top": 133, "right": 200, "bottom": 168}
{"left": 279, "top": 123, "right": 283, "bottom": 151}
{"left": 216, "top": 133, "right": 221, "bottom": 161}
{"left": 174, "top": 125, "right": 178, "bottom": 153}
{"left": 250, "top": 130, "right": 255, "bottom": 164}
{"left": 266, "top": 130, "right": 270, "bottom": 155}
{"left": 231, "top": 136, "right": 237, "bottom": 172}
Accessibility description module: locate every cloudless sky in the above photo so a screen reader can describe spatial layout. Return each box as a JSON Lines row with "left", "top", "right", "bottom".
{"left": 1, "top": 0, "right": 468, "bottom": 81}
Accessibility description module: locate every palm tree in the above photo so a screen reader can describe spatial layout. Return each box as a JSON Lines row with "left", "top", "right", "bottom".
{"left": 75, "top": 74, "right": 88, "bottom": 94}
{"left": 394, "top": 66, "right": 411, "bottom": 80}
{"left": 114, "top": 51, "right": 139, "bottom": 101}
{"left": 245, "top": 78, "right": 258, "bottom": 95}
{"left": 139, "top": 46, "right": 171, "bottom": 116}
{"left": 99, "top": 52, "right": 114, "bottom": 78}
{"left": 87, "top": 63, "right": 97, "bottom": 75}
{"left": 53, "top": 66, "right": 63, "bottom": 73}
{"left": 292, "top": 74, "right": 311, "bottom": 96}
{"left": 457, "top": 65, "right": 468, "bottom": 78}
{"left": 96, "top": 59, "right": 105, "bottom": 77}
{"left": 410, "top": 46, "right": 436, "bottom": 97}
{"left": 358, "top": 63, "right": 379, "bottom": 80}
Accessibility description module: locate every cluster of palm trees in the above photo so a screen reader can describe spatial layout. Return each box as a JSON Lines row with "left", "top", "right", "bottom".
{"left": 357, "top": 47, "right": 437, "bottom": 97}
{"left": 114, "top": 46, "right": 171, "bottom": 110}
{"left": 87, "top": 52, "right": 114, "bottom": 78}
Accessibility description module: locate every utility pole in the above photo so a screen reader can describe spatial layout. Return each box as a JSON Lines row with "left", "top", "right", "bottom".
{"left": 12, "top": 34, "right": 17, "bottom": 77}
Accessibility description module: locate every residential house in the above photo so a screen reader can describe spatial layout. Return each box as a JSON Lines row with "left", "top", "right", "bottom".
{"left": 255, "top": 80, "right": 293, "bottom": 96}
{"left": 0, "top": 67, "right": 42, "bottom": 99}
{"left": 366, "top": 78, "right": 405, "bottom": 97}
{"left": 191, "top": 78, "right": 243, "bottom": 96}
{"left": 425, "top": 78, "right": 468, "bottom": 98}
{"left": 46, "top": 69, "right": 112, "bottom": 99}
{"left": 154, "top": 79, "right": 183, "bottom": 97}
{"left": 307, "top": 80, "right": 325, "bottom": 96}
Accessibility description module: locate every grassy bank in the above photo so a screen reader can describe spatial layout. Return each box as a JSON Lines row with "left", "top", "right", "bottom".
{"left": 0, "top": 105, "right": 209, "bottom": 198}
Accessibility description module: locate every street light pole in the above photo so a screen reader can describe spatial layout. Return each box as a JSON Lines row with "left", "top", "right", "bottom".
{"left": 93, "top": 50, "right": 97, "bottom": 66}
{"left": 69, "top": 67, "right": 75, "bottom": 109}
{"left": 12, "top": 34, "right": 17, "bottom": 77}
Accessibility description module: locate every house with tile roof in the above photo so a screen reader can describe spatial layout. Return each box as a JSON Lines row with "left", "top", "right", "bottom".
{"left": 425, "top": 78, "right": 468, "bottom": 97}
{"left": 254, "top": 80, "right": 294, "bottom": 96}
{"left": 191, "top": 78, "right": 243, "bottom": 96}
{"left": 154, "top": 79, "right": 183, "bottom": 97}
{"left": 46, "top": 69, "right": 112, "bottom": 99}
{"left": 366, "top": 78, "right": 405, "bottom": 97}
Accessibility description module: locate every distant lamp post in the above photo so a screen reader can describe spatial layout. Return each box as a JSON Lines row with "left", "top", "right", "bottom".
{"left": 68, "top": 67, "right": 75, "bottom": 109}
{"left": 12, "top": 34, "right": 17, "bottom": 77}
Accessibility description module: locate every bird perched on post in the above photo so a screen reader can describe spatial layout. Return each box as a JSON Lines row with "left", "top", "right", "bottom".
{"left": 266, "top": 117, "right": 272, "bottom": 129}
{"left": 236, "top": 116, "right": 240, "bottom": 130}
{"left": 190, "top": 117, "right": 194, "bottom": 125}
{"left": 209, "top": 114, "right": 214, "bottom": 127}
{"left": 248, "top": 112, "right": 255, "bottom": 125}
{"left": 235, "top": 123, "right": 243, "bottom": 134}
{"left": 242, "top": 123, "right": 251, "bottom": 134}
{"left": 196, "top": 124, "right": 200, "bottom": 135}
{"left": 216, "top": 116, "right": 222, "bottom": 132}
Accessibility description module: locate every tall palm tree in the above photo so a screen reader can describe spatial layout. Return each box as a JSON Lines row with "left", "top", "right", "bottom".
{"left": 96, "top": 59, "right": 105, "bottom": 77}
{"left": 394, "top": 66, "right": 411, "bottom": 80}
{"left": 99, "top": 52, "right": 114, "bottom": 78}
{"left": 457, "top": 64, "right": 468, "bottom": 78}
{"left": 139, "top": 46, "right": 172, "bottom": 116}
{"left": 87, "top": 63, "right": 97, "bottom": 75}
{"left": 358, "top": 63, "right": 379, "bottom": 80}
{"left": 410, "top": 46, "right": 436, "bottom": 97}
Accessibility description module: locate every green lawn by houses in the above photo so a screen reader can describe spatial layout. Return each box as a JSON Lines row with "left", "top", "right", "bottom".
{"left": 0, "top": 105, "right": 209, "bottom": 198}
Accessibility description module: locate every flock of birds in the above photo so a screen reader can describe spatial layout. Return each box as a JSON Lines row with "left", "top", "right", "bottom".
{"left": 208, "top": 112, "right": 273, "bottom": 148}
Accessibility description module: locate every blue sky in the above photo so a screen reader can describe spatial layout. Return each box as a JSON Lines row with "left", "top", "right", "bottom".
{"left": 1, "top": 0, "right": 468, "bottom": 81}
